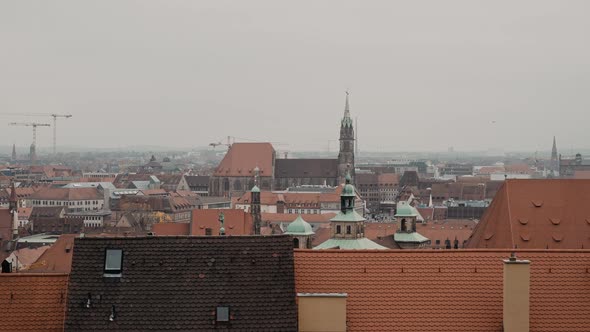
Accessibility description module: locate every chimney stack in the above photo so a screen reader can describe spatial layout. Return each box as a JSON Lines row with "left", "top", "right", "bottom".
{"left": 503, "top": 253, "right": 530, "bottom": 332}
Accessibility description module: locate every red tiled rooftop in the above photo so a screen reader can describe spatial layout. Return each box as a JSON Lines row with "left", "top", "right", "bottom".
{"left": 213, "top": 142, "right": 275, "bottom": 177}
{"left": 152, "top": 222, "right": 190, "bottom": 236}
{"left": 467, "top": 179, "right": 590, "bottom": 249}
{"left": 192, "top": 209, "right": 253, "bottom": 235}
{"left": 294, "top": 249, "right": 590, "bottom": 332}
{"left": 26, "top": 234, "right": 76, "bottom": 273}
{"left": 0, "top": 273, "right": 69, "bottom": 332}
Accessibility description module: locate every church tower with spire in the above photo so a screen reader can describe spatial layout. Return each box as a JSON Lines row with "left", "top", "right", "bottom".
{"left": 551, "top": 136, "right": 558, "bottom": 175}
{"left": 338, "top": 92, "right": 355, "bottom": 184}
{"left": 11, "top": 144, "right": 16, "bottom": 162}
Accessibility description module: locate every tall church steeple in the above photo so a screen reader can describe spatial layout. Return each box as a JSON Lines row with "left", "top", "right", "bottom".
{"left": 338, "top": 91, "right": 355, "bottom": 184}
{"left": 550, "top": 136, "right": 558, "bottom": 175}
{"left": 11, "top": 144, "right": 16, "bottom": 161}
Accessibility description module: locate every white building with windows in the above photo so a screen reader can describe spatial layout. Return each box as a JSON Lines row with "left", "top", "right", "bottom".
{"left": 29, "top": 187, "right": 105, "bottom": 212}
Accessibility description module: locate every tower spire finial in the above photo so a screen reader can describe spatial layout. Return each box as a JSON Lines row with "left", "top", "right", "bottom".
{"left": 344, "top": 90, "right": 350, "bottom": 116}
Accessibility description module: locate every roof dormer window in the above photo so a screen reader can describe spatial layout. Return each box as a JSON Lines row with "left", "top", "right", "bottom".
{"left": 216, "top": 306, "right": 230, "bottom": 323}
{"left": 104, "top": 249, "right": 123, "bottom": 277}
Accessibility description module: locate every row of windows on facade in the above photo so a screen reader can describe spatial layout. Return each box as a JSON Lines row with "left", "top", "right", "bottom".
{"left": 32, "top": 200, "right": 102, "bottom": 206}
{"left": 287, "top": 209, "right": 319, "bottom": 214}
{"left": 101, "top": 249, "right": 230, "bottom": 323}
{"left": 359, "top": 184, "right": 398, "bottom": 188}
{"left": 174, "top": 212, "right": 191, "bottom": 220}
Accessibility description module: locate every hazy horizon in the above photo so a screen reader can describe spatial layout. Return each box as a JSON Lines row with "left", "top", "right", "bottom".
{"left": 1, "top": 1, "right": 589, "bottom": 153}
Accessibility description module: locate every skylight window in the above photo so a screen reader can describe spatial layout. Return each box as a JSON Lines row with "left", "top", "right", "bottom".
{"left": 216, "top": 306, "right": 230, "bottom": 322}
{"left": 104, "top": 249, "right": 123, "bottom": 277}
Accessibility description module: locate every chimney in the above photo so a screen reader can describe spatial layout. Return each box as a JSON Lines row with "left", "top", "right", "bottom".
{"left": 503, "top": 253, "right": 530, "bottom": 332}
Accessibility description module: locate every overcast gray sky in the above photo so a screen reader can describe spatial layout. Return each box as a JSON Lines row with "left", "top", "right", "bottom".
{"left": 1, "top": 1, "right": 589, "bottom": 153}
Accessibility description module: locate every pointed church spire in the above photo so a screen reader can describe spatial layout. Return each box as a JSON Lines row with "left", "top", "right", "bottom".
{"left": 11, "top": 144, "right": 16, "bottom": 161}
{"left": 341, "top": 90, "right": 353, "bottom": 127}
{"left": 551, "top": 136, "right": 558, "bottom": 161}
{"left": 344, "top": 90, "right": 350, "bottom": 116}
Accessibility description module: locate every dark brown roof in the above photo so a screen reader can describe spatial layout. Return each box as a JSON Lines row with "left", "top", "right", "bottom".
{"left": 31, "top": 206, "right": 66, "bottom": 219}
{"left": 399, "top": 171, "right": 419, "bottom": 187}
{"left": 0, "top": 273, "right": 69, "bottom": 332}
{"left": 185, "top": 175, "right": 210, "bottom": 187}
{"left": 156, "top": 174, "right": 184, "bottom": 186}
{"left": 274, "top": 159, "right": 338, "bottom": 178}
{"left": 295, "top": 249, "right": 590, "bottom": 332}
{"left": 113, "top": 174, "right": 154, "bottom": 189}
{"left": 116, "top": 195, "right": 195, "bottom": 213}
{"left": 0, "top": 208, "right": 12, "bottom": 245}
{"left": 467, "top": 179, "right": 590, "bottom": 249}
{"left": 65, "top": 236, "right": 297, "bottom": 331}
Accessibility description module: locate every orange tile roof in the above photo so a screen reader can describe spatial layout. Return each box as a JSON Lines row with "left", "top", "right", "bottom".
{"left": 236, "top": 191, "right": 281, "bottom": 205}
{"left": 26, "top": 234, "right": 76, "bottom": 273}
{"left": 418, "top": 221, "right": 475, "bottom": 247}
{"left": 377, "top": 173, "right": 399, "bottom": 184}
{"left": 152, "top": 222, "right": 190, "bottom": 236}
{"left": 192, "top": 209, "right": 253, "bottom": 236}
{"left": 294, "top": 249, "right": 590, "bottom": 332}
{"left": 18, "top": 207, "right": 32, "bottom": 219}
{"left": 0, "top": 273, "right": 69, "bottom": 331}
{"left": 213, "top": 142, "right": 275, "bottom": 177}
{"left": 467, "top": 179, "right": 590, "bottom": 249}
{"left": 7, "top": 246, "right": 49, "bottom": 270}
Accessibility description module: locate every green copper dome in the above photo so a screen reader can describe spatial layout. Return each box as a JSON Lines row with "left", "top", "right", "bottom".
{"left": 285, "top": 215, "right": 314, "bottom": 235}
{"left": 251, "top": 185, "right": 260, "bottom": 193}
{"left": 342, "top": 173, "right": 355, "bottom": 197}
{"left": 395, "top": 202, "right": 418, "bottom": 217}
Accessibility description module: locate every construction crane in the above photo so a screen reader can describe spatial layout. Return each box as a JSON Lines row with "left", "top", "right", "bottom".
{"left": 0, "top": 113, "right": 72, "bottom": 154}
{"left": 209, "top": 136, "right": 233, "bottom": 150}
{"left": 8, "top": 122, "right": 51, "bottom": 147}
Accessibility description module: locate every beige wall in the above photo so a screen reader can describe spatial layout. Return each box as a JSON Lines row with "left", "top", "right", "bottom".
{"left": 503, "top": 259, "right": 530, "bottom": 332}
{"left": 298, "top": 295, "right": 346, "bottom": 332}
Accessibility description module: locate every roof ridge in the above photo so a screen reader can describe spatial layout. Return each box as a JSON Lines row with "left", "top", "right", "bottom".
{"left": 294, "top": 248, "right": 590, "bottom": 253}
{"left": 504, "top": 180, "right": 515, "bottom": 248}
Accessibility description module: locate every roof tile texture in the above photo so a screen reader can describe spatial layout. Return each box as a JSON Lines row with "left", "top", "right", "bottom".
{"left": 0, "top": 273, "right": 69, "bottom": 332}
{"left": 214, "top": 142, "right": 275, "bottom": 177}
{"left": 467, "top": 179, "right": 590, "bottom": 249}
{"left": 294, "top": 249, "right": 590, "bottom": 332}
{"left": 65, "top": 236, "right": 297, "bottom": 331}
